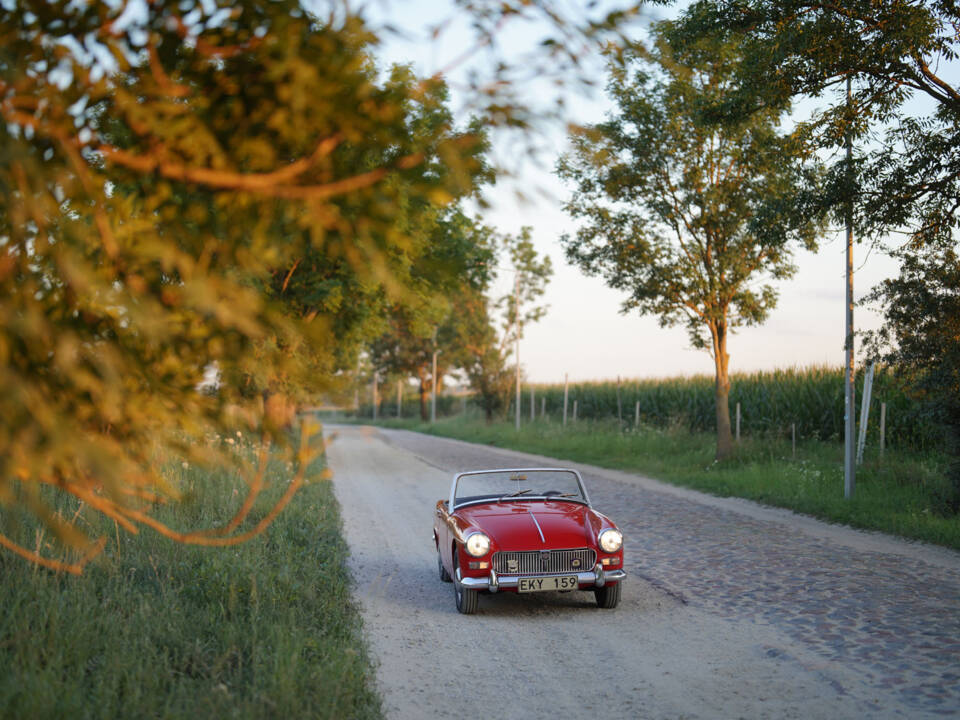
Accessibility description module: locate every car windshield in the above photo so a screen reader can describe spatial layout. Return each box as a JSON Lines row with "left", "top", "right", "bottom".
{"left": 453, "top": 470, "right": 586, "bottom": 509}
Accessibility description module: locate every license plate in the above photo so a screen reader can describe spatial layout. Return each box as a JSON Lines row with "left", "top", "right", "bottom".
{"left": 518, "top": 575, "right": 579, "bottom": 593}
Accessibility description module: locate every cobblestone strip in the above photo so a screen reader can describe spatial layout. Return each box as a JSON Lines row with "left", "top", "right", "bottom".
{"left": 380, "top": 428, "right": 960, "bottom": 716}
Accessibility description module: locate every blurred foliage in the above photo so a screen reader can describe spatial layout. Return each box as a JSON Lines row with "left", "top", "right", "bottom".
{"left": 0, "top": 0, "right": 637, "bottom": 570}
{"left": 557, "top": 23, "right": 824, "bottom": 459}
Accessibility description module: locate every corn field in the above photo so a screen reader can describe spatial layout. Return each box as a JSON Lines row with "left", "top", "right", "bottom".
{"left": 517, "top": 367, "right": 937, "bottom": 451}
{"left": 353, "top": 366, "right": 939, "bottom": 452}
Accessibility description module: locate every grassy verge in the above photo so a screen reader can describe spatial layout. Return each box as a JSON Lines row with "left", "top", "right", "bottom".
{"left": 357, "top": 413, "right": 960, "bottom": 551}
{"left": 0, "top": 440, "right": 381, "bottom": 720}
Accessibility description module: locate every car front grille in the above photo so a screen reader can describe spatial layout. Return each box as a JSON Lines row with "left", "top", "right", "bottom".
{"left": 492, "top": 548, "right": 596, "bottom": 576}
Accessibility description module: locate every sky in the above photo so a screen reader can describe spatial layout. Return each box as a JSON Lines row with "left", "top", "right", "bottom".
{"left": 365, "top": 0, "right": 902, "bottom": 384}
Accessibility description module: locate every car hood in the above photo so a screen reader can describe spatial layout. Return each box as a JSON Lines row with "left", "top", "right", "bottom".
{"left": 457, "top": 501, "right": 597, "bottom": 551}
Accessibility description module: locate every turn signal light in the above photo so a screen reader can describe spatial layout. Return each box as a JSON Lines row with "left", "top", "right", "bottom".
{"left": 468, "top": 561, "right": 490, "bottom": 570}
{"left": 601, "top": 558, "right": 620, "bottom": 567}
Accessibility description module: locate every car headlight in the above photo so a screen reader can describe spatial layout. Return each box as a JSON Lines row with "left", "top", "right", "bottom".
{"left": 598, "top": 528, "right": 623, "bottom": 553}
{"left": 465, "top": 532, "right": 491, "bottom": 557}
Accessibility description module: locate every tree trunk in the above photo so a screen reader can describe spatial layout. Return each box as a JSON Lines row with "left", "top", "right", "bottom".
{"left": 710, "top": 320, "right": 734, "bottom": 460}
{"left": 417, "top": 368, "right": 429, "bottom": 421}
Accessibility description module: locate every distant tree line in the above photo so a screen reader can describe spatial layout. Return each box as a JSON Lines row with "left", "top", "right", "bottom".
{"left": 365, "top": 224, "right": 553, "bottom": 424}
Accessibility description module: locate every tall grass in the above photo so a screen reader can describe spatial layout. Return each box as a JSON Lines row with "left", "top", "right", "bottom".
{"left": 0, "top": 440, "right": 381, "bottom": 720}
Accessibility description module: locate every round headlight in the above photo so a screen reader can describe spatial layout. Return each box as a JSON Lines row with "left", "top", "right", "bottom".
{"left": 465, "top": 532, "right": 491, "bottom": 557}
{"left": 598, "top": 528, "right": 623, "bottom": 553}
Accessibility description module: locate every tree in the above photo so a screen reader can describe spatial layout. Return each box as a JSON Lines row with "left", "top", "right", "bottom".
{"left": 557, "top": 28, "right": 823, "bottom": 459}
{"left": 864, "top": 240, "right": 960, "bottom": 511}
{"left": 368, "top": 220, "right": 552, "bottom": 424}
{"left": 369, "top": 209, "right": 496, "bottom": 420}
{"left": 671, "top": 0, "right": 960, "bottom": 247}
{"left": 0, "top": 0, "right": 630, "bottom": 571}
{"left": 457, "top": 295, "right": 513, "bottom": 423}
{"left": 459, "top": 227, "right": 553, "bottom": 422}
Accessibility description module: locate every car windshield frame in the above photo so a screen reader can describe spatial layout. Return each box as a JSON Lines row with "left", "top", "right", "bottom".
{"left": 449, "top": 468, "right": 591, "bottom": 511}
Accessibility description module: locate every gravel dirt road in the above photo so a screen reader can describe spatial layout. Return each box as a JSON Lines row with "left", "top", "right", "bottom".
{"left": 326, "top": 424, "right": 960, "bottom": 720}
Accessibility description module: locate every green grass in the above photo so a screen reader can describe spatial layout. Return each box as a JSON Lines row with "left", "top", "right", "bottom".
{"left": 364, "top": 413, "right": 960, "bottom": 551}
{"left": 0, "top": 442, "right": 381, "bottom": 720}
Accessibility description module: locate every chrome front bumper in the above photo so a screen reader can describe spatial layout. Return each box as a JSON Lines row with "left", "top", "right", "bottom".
{"left": 459, "top": 564, "right": 626, "bottom": 593}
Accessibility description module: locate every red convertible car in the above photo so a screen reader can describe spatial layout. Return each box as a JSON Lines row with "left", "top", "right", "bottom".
{"left": 433, "top": 468, "right": 625, "bottom": 614}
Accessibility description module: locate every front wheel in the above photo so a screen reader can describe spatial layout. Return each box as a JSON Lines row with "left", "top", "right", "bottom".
{"left": 594, "top": 582, "right": 621, "bottom": 609}
{"left": 453, "top": 553, "right": 478, "bottom": 614}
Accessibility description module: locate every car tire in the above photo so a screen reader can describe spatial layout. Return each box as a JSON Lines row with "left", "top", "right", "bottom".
{"left": 438, "top": 550, "right": 452, "bottom": 583}
{"left": 594, "top": 581, "right": 621, "bottom": 609}
{"left": 453, "top": 553, "right": 478, "bottom": 615}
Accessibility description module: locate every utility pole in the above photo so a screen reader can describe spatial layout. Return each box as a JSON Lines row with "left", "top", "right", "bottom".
{"left": 354, "top": 357, "right": 360, "bottom": 412}
{"left": 844, "top": 76, "right": 856, "bottom": 499}
{"left": 880, "top": 402, "right": 887, "bottom": 460}
{"left": 515, "top": 271, "right": 521, "bottom": 431}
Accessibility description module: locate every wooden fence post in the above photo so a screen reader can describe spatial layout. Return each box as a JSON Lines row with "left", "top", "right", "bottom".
{"left": 563, "top": 374, "right": 569, "bottom": 427}
{"left": 857, "top": 363, "right": 876, "bottom": 465}
{"left": 635, "top": 400, "right": 640, "bottom": 428}
{"left": 880, "top": 402, "right": 887, "bottom": 460}
{"left": 540, "top": 397, "right": 545, "bottom": 419}
{"left": 616, "top": 375, "right": 623, "bottom": 427}
{"left": 735, "top": 402, "right": 741, "bottom": 443}
{"left": 792, "top": 423, "right": 796, "bottom": 459}
{"left": 572, "top": 399, "right": 578, "bottom": 423}
{"left": 530, "top": 386, "right": 535, "bottom": 421}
